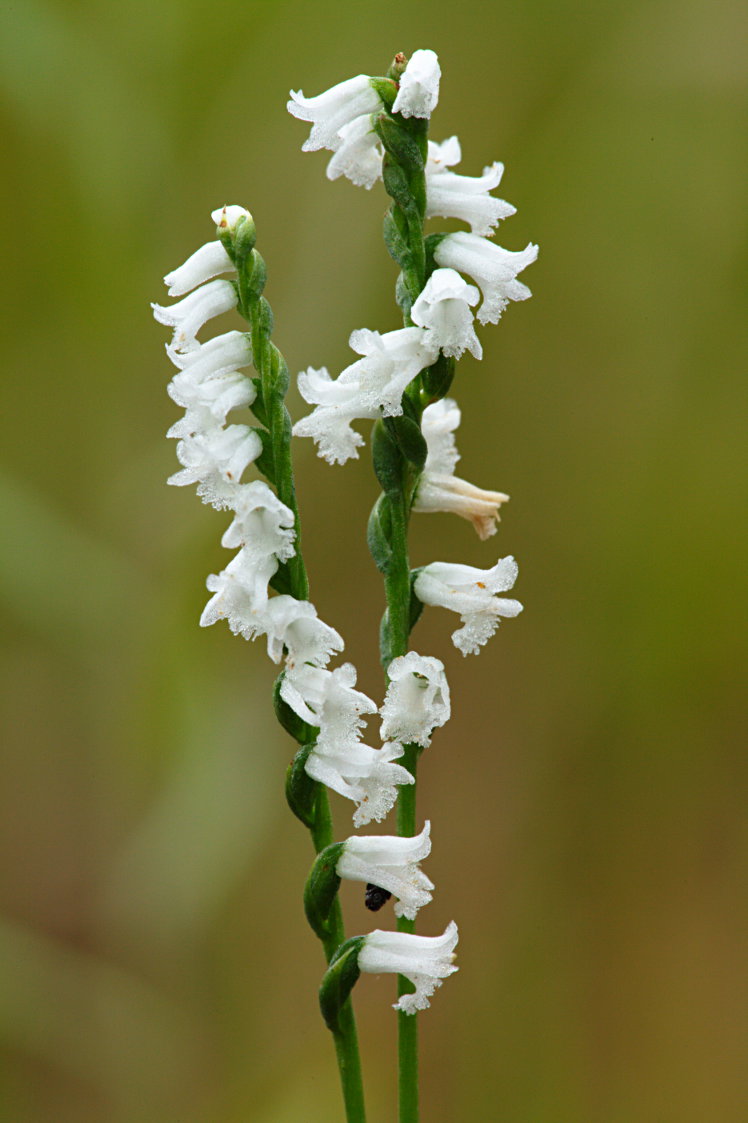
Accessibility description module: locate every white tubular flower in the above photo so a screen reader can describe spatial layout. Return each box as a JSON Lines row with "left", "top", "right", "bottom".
{"left": 380, "top": 652, "right": 450, "bottom": 748}
{"left": 163, "top": 241, "right": 234, "bottom": 298}
{"left": 168, "top": 423, "right": 262, "bottom": 509}
{"left": 152, "top": 279, "right": 238, "bottom": 350}
{"left": 434, "top": 231, "right": 539, "bottom": 326}
{"left": 261, "top": 596, "right": 344, "bottom": 667}
{"left": 326, "top": 114, "right": 383, "bottom": 189}
{"left": 280, "top": 662, "right": 377, "bottom": 736}
{"left": 426, "top": 137, "right": 516, "bottom": 237}
{"left": 305, "top": 739, "right": 414, "bottom": 827}
{"left": 167, "top": 371, "right": 255, "bottom": 431}
{"left": 293, "top": 366, "right": 374, "bottom": 466}
{"left": 414, "top": 558, "right": 523, "bottom": 656}
{"left": 392, "top": 49, "right": 441, "bottom": 120}
{"left": 221, "top": 480, "right": 296, "bottom": 560}
{"left": 337, "top": 822, "right": 433, "bottom": 921}
{"left": 200, "top": 547, "right": 277, "bottom": 636}
{"left": 410, "top": 268, "right": 482, "bottom": 360}
{"left": 165, "top": 330, "right": 252, "bottom": 381}
{"left": 414, "top": 399, "right": 509, "bottom": 540}
{"left": 344, "top": 327, "right": 439, "bottom": 415}
{"left": 358, "top": 921, "right": 459, "bottom": 1014}
{"left": 288, "top": 74, "right": 383, "bottom": 153}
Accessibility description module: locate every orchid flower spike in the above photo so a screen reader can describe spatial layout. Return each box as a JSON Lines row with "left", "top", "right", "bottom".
{"left": 414, "top": 398, "right": 509, "bottom": 539}
{"left": 358, "top": 921, "right": 459, "bottom": 1013}
{"left": 414, "top": 557, "right": 523, "bottom": 655}
{"left": 380, "top": 652, "right": 451, "bottom": 748}
{"left": 337, "top": 822, "right": 433, "bottom": 921}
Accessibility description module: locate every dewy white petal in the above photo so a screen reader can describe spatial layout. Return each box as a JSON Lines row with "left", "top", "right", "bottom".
{"left": 163, "top": 241, "right": 234, "bottom": 297}
{"left": 421, "top": 397, "right": 461, "bottom": 475}
{"left": 427, "top": 136, "right": 462, "bottom": 170}
{"left": 358, "top": 921, "right": 459, "bottom": 1014}
{"left": 414, "top": 399, "right": 509, "bottom": 539}
{"left": 293, "top": 366, "right": 373, "bottom": 466}
{"left": 326, "top": 114, "right": 383, "bottom": 189}
{"left": 200, "top": 546, "right": 276, "bottom": 636}
{"left": 305, "top": 738, "right": 414, "bottom": 827}
{"left": 165, "top": 330, "right": 252, "bottom": 379}
{"left": 211, "top": 204, "right": 252, "bottom": 231}
{"left": 345, "top": 326, "right": 439, "bottom": 414}
{"left": 410, "top": 268, "right": 482, "bottom": 360}
{"left": 392, "top": 49, "right": 441, "bottom": 120}
{"left": 221, "top": 480, "right": 296, "bottom": 560}
{"left": 280, "top": 662, "right": 377, "bottom": 734}
{"left": 337, "top": 821, "right": 434, "bottom": 920}
{"left": 380, "top": 652, "right": 451, "bottom": 748}
{"left": 434, "top": 232, "right": 539, "bottom": 326}
{"left": 426, "top": 158, "right": 516, "bottom": 238}
{"left": 152, "top": 279, "right": 238, "bottom": 350}
{"left": 414, "top": 557, "right": 523, "bottom": 656}
{"left": 287, "top": 75, "right": 383, "bottom": 153}
{"left": 167, "top": 370, "right": 255, "bottom": 429}
{"left": 293, "top": 325, "right": 438, "bottom": 463}
{"left": 168, "top": 423, "right": 262, "bottom": 509}
{"left": 261, "top": 596, "right": 344, "bottom": 667}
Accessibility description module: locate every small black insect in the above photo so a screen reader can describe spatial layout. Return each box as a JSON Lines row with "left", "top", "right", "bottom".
{"left": 364, "top": 883, "right": 393, "bottom": 911}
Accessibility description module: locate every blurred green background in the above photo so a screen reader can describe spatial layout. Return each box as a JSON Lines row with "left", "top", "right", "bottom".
{"left": 1, "top": 0, "right": 746, "bottom": 1119}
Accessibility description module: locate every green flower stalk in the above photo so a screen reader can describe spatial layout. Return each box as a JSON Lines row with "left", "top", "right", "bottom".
{"left": 155, "top": 45, "right": 536, "bottom": 1123}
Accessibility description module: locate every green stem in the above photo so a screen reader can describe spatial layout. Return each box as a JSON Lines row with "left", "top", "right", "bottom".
{"left": 232, "top": 227, "right": 365, "bottom": 1123}
{"left": 311, "top": 790, "right": 367, "bottom": 1122}
{"left": 396, "top": 745, "right": 420, "bottom": 1123}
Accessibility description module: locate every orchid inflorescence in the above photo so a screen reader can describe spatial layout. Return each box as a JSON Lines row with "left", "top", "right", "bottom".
{"left": 154, "top": 47, "right": 536, "bottom": 1123}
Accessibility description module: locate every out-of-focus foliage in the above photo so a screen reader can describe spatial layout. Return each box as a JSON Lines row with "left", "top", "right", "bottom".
{"left": 1, "top": 0, "right": 746, "bottom": 1119}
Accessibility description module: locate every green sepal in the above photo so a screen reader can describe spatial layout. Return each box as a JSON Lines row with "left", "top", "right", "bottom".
{"left": 274, "top": 674, "right": 317, "bottom": 742}
{"left": 371, "top": 419, "right": 404, "bottom": 494}
{"left": 395, "top": 271, "right": 412, "bottom": 318}
{"left": 319, "top": 936, "right": 365, "bottom": 1033}
{"left": 376, "top": 114, "right": 424, "bottom": 180}
{"left": 384, "top": 413, "right": 427, "bottom": 471}
{"left": 239, "top": 249, "right": 267, "bottom": 309}
{"left": 421, "top": 353, "right": 455, "bottom": 402}
{"left": 379, "top": 607, "right": 394, "bottom": 669}
{"left": 382, "top": 159, "right": 420, "bottom": 219}
{"left": 367, "top": 495, "right": 393, "bottom": 574}
{"left": 383, "top": 210, "right": 412, "bottom": 271}
{"left": 386, "top": 53, "right": 408, "bottom": 82}
{"left": 252, "top": 426, "right": 276, "bottom": 484}
{"left": 409, "top": 570, "right": 426, "bottom": 632}
{"left": 269, "top": 562, "right": 293, "bottom": 596}
{"left": 369, "top": 76, "right": 397, "bottom": 108}
{"left": 230, "top": 213, "right": 257, "bottom": 268}
{"left": 250, "top": 378, "right": 268, "bottom": 426}
{"left": 424, "top": 232, "right": 448, "bottom": 271}
{"left": 285, "top": 741, "right": 320, "bottom": 829}
{"left": 304, "top": 842, "right": 345, "bottom": 941}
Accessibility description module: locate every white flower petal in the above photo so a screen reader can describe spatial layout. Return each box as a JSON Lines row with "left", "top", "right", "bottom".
{"left": 392, "top": 49, "right": 441, "bottom": 120}
{"left": 164, "top": 241, "right": 234, "bottom": 297}
{"left": 411, "top": 269, "right": 482, "bottom": 360}
{"left": 358, "top": 921, "right": 459, "bottom": 1013}
{"left": 434, "top": 232, "right": 538, "bottom": 325}
{"left": 326, "top": 114, "right": 383, "bottom": 189}
{"left": 380, "top": 652, "right": 450, "bottom": 748}
{"left": 337, "top": 822, "right": 433, "bottom": 920}
{"left": 414, "top": 557, "right": 523, "bottom": 655}
{"left": 288, "top": 75, "right": 383, "bottom": 153}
